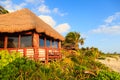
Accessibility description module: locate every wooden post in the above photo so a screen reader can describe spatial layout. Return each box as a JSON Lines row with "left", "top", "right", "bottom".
{"left": 58, "top": 41, "right": 62, "bottom": 59}
{"left": 45, "top": 48, "right": 48, "bottom": 64}
{"left": 33, "top": 32, "right": 39, "bottom": 60}
{"left": 33, "top": 32, "right": 39, "bottom": 48}
{"left": 44, "top": 37, "right": 48, "bottom": 63}
{"left": 4, "top": 36, "right": 7, "bottom": 49}
{"left": 24, "top": 48, "right": 26, "bottom": 57}
{"left": 58, "top": 41, "right": 61, "bottom": 49}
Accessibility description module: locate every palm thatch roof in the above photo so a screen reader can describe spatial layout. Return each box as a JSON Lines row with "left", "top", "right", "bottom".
{"left": 0, "top": 8, "right": 64, "bottom": 40}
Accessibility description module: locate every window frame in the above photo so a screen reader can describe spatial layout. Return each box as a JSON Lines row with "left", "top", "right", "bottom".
{"left": 7, "top": 35, "right": 19, "bottom": 48}
{"left": 20, "top": 34, "right": 33, "bottom": 48}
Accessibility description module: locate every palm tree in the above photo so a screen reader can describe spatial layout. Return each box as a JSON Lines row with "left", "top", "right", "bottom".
{"left": 0, "top": 5, "right": 9, "bottom": 14}
{"left": 62, "top": 32, "right": 84, "bottom": 50}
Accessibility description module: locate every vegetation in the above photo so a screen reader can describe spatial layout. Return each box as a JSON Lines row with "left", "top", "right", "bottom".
{"left": 98, "top": 51, "right": 120, "bottom": 60}
{"left": 62, "top": 32, "right": 84, "bottom": 50}
{"left": 0, "top": 49, "right": 120, "bottom": 80}
{"left": 0, "top": 50, "right": 21, "bottom": 70}
{"left": 0, "top": 5, "right": 9, "bottom": 14}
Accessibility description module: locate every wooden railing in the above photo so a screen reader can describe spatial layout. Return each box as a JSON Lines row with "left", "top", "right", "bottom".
{"left": 0, "top": 47, "right": 62, "bottom": 63}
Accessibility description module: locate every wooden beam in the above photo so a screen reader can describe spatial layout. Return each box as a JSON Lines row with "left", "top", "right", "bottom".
{"left": 33, "top": 32, "right": 39, "bottom": 60}
{"left": 45, "top": 48, "right": 48, "bottom": 64}
{"left": 4, "top": 36, "right": 7, "bottom": 49}
{"left": 58, "top": 41, "right": 61, "bottom": 49}
{"left": 33, "top": 32, "right": 39, "bottom": 47}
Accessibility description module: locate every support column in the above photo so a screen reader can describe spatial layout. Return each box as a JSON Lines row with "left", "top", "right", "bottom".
{"left": 58, "top": 41, "right": 62, "bottom": 59}
{"left": 4, "top": 36, "right": 7, "bottom": 49}
{"left": 45, "top": 48, "right": 48, "bottom": 64}
{"left": 58, "top": 41, "right": 61, "bottom": 49}
{"left": 33, "top": 32, "right": 39, "bottom": 60}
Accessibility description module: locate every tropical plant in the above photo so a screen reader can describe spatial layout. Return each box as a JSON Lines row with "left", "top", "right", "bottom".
{"left": 0, "top": 5, "right": 9, "bottom": 14}
{"left": 62, "top": 32, "right": 84, "bottom": 50}
{"left": 0, "top": 50, "right": 21, "bottom": 70}
{"left": 1, "top": 50, "right": 120, "bottom": 80}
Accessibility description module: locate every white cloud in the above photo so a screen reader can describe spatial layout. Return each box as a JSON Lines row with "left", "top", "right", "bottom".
{"left": 0, "top": 0, "right": 26, "bottom": 12}
{"left": 38, "top": 5, "right": 67, "bottom": 16}
{"left": 38, "top": 4, "right": 51, "bottom": 14}
{"left": 55, "top": 23, "right": 70, "bottom": 33}
{"left": 14, "top": 3, "right": 26, "bottom": 10}
{"left": 53, "top": 8, "right": 58, "bottom": 13}
{"left": 91, "top": 12, "right": 120, "bottom": 35}
{"left": 92, "top": 25, "right": 120, "bottom": 34}
{"left": 39, "top": 0, "right": 45, "bottom": 3}
{"left": 105, "top": 12, "right": 120, "bottom": 23}
{"left": 25, "top": 0, "right": 34, "bottom": 3}
{"left": 38, "top": 15, "right": 70, "bottom": 33}
{"left": 25, "top": 0, "right": 44, "bottom": 4}
{"left": 39, "top": 15, "right": 56, "bottom": 27}
{"left": 53, "top": 8, "right": 67, "bottom": 16}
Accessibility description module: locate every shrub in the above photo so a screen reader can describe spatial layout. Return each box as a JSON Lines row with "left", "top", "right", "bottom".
{"left": 0, "top": 50, "right": 21, "bottom": 70}
{"left": 1, "top": 50, "right": 120, "bottom": 80}
{"left": 89, "top": 70, "right": 120, "bottom": 80}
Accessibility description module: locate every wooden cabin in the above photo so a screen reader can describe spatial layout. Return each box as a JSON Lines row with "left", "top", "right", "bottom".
{"left": 0, "top": 8, "right": 64, "bottom": 63}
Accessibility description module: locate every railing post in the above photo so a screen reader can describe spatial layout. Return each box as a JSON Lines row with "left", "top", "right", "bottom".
{"left": 45, "top": 48, "right": 48, "bottom": 64}
{"left": 34, "top": 47, "right": 38, "bottom": 61}
{"left": 23, "top": 48, "right": 26, "bottom": 57}
{"left": 59, "top": 48, "right": 62, "bottom": 59}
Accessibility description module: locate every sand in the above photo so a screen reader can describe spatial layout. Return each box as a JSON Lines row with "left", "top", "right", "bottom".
{"left": 98, "top": 57, "right": 120, "bottom": 73}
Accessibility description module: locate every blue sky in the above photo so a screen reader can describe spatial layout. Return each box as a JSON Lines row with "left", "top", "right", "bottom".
{"left": 0, "top": 0, "right": 120, "bottom": 53}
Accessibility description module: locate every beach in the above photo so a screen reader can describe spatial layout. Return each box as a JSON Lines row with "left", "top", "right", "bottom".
{"left": 98, "top": 56, "right": 120, "bottom": 73}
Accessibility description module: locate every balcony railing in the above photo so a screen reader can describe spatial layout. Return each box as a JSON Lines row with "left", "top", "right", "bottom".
{"left": 0, "top": 47, "right": 62, "bottom": 63}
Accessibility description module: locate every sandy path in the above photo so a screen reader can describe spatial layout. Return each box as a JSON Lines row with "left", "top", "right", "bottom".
{"left": 98, "top": 57, "right": 120, "bottom": 73}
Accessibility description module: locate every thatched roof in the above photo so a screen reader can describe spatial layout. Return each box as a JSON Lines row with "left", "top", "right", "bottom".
{"left": 0, "top": 8, "right": 64, "bottom": 40}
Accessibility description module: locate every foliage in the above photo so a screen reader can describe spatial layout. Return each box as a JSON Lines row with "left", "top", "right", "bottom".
{"left": 0, "top": 6, "right": 9, "bottom": 14}
{"left": 0, "top": 50, "right": 120, "bottom": 80}
{"left": 0, "top": 50, "right": 21, "bottom": 70}
{"left": 62, "top": 32, "right": 84, "bottom": 50}
{"left": 80, "top": 47, "right": 100, "bottom": 60}
{"left": 89, "top": 70, "right": 120, "bottom": 80}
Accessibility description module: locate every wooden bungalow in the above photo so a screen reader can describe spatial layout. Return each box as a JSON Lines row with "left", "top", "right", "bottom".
{"left": 0, "top": 8, "right": 64, "bottom": 63}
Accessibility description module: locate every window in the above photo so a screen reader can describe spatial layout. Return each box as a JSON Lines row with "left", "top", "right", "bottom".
{"left": 39, "top": 37, "right": 44, "bottom": 47}
{"left": 52, "top": 40, "right": 53, "bottom": 47}
{"left": 21, "top": 35, "right": 32, "bottom": 48}
{"left": 54, "top": 41, "right": 58, "bottom": 48}
{"left": 52, "top": 40, "right": 58, "bottom": 48}
{"left": 7, "top": 36, "right": 18, "bottom": 48}
{"left": 46, "top": 39, "right": 50, "bottom": 47}
{"left": 0, "top": 36, "right": 4, "bottom": 48}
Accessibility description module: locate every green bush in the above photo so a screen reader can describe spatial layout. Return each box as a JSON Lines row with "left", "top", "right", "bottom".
{"left": 0, "top": 50, "right": 21, "bottom": 70}
{"left": 0, "top": 50, "right": 120, "bottom": 80}
{"left": 0, "top": 57, "right": 39, "bottom": 80}
{"left": 89, "top": 70, "right": 120, "bottom": 80}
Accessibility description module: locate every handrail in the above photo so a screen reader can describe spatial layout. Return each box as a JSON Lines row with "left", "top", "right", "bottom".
{"left": 0, "top": 47, "right": 62, "bottom": 63}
